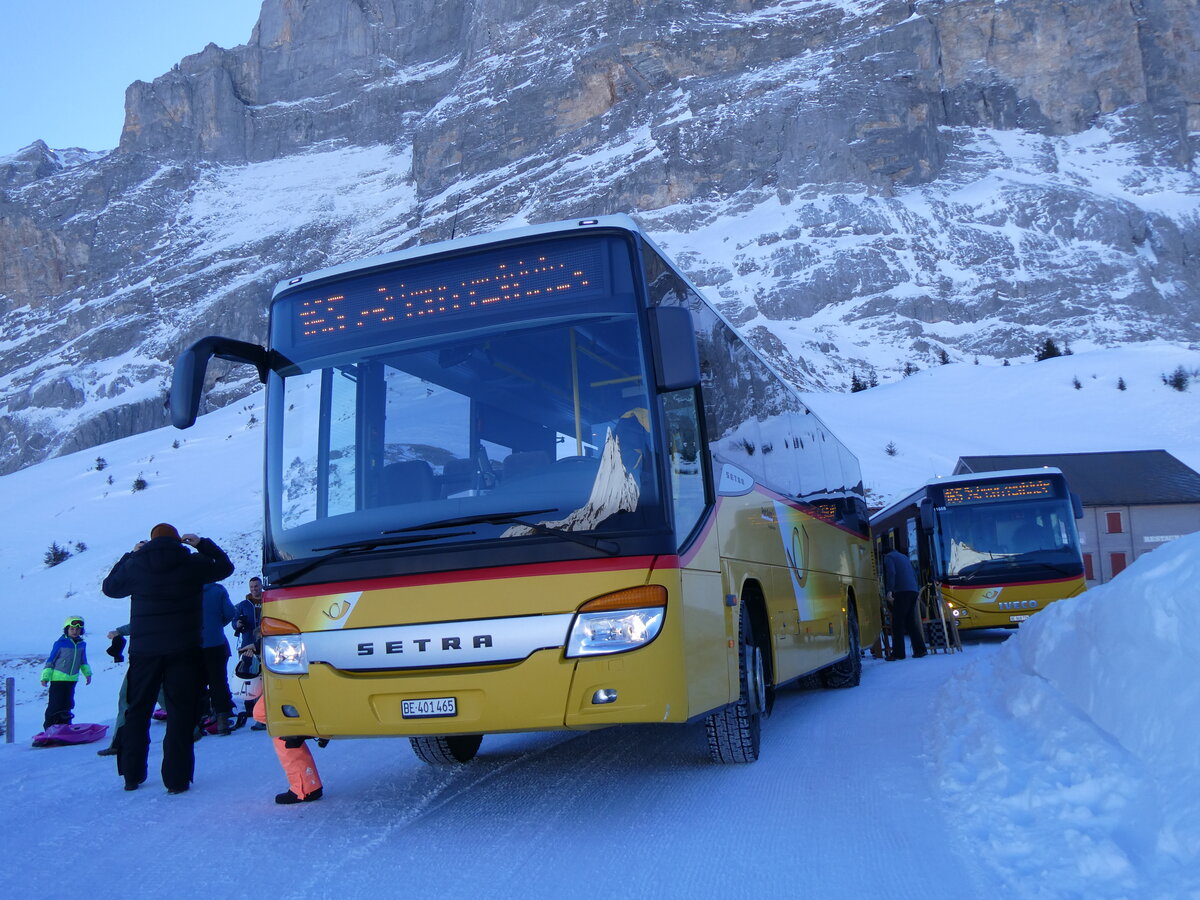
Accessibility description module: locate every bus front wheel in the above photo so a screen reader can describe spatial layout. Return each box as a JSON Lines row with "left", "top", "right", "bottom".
{"left": 705, "top": 604, "right": 765, "bottom": 764}
{"left": 410, "top": 733, "right": 483, "bottom": 765}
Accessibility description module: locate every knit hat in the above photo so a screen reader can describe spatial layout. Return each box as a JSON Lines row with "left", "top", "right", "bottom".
{"left": 150, "top": 523, "right": 180, "bottom": 541}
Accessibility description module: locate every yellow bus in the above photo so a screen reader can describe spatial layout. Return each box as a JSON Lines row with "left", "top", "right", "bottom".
{"left": 171, "top": 215, "right": 879, "bottom": 763}
{"left": 870, "top": 469, "right": 1087, "bottom": 632}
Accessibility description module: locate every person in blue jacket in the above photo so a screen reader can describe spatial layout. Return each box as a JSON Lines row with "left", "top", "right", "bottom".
{"left": 200, "top": 582, "right": 237, "bottom": 735}
{"left": 881, "top": 536, "right": 927, "bottom": 660}
{"left": 40, "top": 616, "right": 93, "bottom": 730}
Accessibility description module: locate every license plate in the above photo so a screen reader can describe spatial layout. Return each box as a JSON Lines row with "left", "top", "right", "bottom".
{"left": 402, "top": 697, "right": 457, "bottom": 719}
{"left": 1009, "top": 615, "right": 1030, "bottom": 623}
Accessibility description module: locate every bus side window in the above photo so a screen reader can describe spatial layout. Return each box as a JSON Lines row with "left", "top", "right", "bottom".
{"left": 663, "top": 388, "right": 708, "bottom": 548}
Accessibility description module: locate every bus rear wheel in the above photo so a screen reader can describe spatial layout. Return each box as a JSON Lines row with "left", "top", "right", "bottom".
{"left": 410, "top": 733, "right": 483, "bottom": 765}
{"left": 705, "top": 604, "right": 765, "bottom": 764}
{"left": 820, "top": 600, "right": 862, "bottom": 689}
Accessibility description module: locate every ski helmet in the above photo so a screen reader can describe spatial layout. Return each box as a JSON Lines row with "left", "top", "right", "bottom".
{"left": 63, "top": 616, "right": 85, "bottom": 632}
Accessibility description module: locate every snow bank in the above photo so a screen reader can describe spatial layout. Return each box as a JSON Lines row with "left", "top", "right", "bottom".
{"left": 931, "top": 532, "right": 1200, "bottom": 899}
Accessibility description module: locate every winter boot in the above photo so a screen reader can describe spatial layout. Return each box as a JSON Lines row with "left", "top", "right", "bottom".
{"left": 275, "top": 786, "right": 323, "bottom": 805}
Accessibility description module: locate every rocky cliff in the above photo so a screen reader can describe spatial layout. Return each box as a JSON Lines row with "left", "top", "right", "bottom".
{"left": 1, "top": 0, "right": 1198, "bottom": 474}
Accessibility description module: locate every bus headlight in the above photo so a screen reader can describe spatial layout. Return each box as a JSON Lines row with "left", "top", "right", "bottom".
{"left": 263, "top": 635, "right": 308, "bottom": 674}
{"left": 565, "top": 586, "right": 667, "bottom": 658}
{"left": 261, "top": 616, "right": 309, "bottom": 674}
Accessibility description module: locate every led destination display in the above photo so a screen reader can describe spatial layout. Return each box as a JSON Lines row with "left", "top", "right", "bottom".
{"left": 940, "top": 478, "right": 1055, "bottom": 507}
{"left": 286, "top": 240, "right": 608, "bottom": 346}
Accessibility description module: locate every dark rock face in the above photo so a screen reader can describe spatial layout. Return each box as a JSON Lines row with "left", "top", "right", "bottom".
{"left": 1, "top": 0, "right": 1198, "bottom": 473}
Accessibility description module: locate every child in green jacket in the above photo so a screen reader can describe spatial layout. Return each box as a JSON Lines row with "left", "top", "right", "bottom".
{"left": 40, "top": 616, "right": 93, "bottom": 730}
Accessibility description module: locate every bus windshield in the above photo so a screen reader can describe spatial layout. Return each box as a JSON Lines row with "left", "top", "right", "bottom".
{"left": 265, "top": 309, "right": 663, "bottom": 563}
{"left": 934, "top": 495, "right": 1083, "bottom": 583}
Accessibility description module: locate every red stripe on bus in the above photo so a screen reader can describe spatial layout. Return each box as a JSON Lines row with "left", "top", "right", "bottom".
{"left": 264, "top": 554, "right": 669, "bottom": 602}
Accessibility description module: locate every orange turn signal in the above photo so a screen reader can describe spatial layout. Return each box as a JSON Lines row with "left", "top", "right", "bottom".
{"left": 261, "top": 616, "right": 300, "bottom": 636}
{"left": 578, "top": 585, "right": 667, "bottom": 613}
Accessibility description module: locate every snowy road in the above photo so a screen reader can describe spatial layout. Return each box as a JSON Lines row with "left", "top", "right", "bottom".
{"left": 2, "top": 638, "right": 1003, "bottom": 899}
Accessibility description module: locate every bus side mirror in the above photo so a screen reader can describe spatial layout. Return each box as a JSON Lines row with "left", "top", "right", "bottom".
{"left": 171, "top": 336, "right": 271, "bottom": 429}
{"left": 918, "top": 498, "right": 935, "bottom": 533}
{"left": 647, "top": 306, "right": 700, "bottom": 392}
{"left": 1071, "top": 491, "right": 1084, "bottom": 519}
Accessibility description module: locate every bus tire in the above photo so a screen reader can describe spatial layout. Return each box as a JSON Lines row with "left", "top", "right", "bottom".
{"left": 820, "top": 599, "right": 862, "bottom": 689}
{"left": 705, "top": 604, "right": 764, "bottom": 764}
{"left": 409, "top": 733, "right": 483, "bottom": 765}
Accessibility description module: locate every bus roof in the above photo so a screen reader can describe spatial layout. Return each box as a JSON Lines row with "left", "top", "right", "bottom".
{"left": 871, "top": 467, "right": 1066, "bottom": 524}
{"left": 271, "top": 215, "right": 647, "bottom": 300}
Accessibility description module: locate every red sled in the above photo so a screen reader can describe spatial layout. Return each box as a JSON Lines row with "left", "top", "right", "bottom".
{"left": 32, "top": 723, "right": 109, "bottom": 747}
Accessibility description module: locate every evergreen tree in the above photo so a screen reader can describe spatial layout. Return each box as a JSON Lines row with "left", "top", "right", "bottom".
{"left": 1164, "top": 365, "right": 1190, "bottom": 391}
{"left": 902, "top": 362, "right": 919, "bottom": 377}
{"left": 868, "top": 370, "right": 879, "bottom": 388}
{"left": 1035, "top": 339, "right": 1062, "bottom": 361}
{"left": 1002, "top": 359, "right": 1011, "bottom": 367}
{"left": 1072, "top": 376, "right": 1082, "bottom": 389}
{"left": 1117, "top": 377, "right": 1127, "bottom": 391}
{"left": 936, "top": 347, "right": 950, "bottom": 365}
{"left": 849, "top": 372, "right": 867, "bottom": 393}
{"left": 44, "top": 542, "right": 72, "bottom": 568}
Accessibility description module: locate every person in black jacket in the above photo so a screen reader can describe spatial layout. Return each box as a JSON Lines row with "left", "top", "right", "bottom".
{"left": 102, "top": 523, "right": 234, "bottom": 794}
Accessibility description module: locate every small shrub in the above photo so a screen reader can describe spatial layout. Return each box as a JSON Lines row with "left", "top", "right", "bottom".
{"left": 902, "top": 362, "right": 919, "bottom": 377}
{"left": 106, "top": 474, "right": 114, "bottom": 485}
{"left": 1117, "top": 377, "right": 1127, "bottom": 391}
{"left": 73, "top": 541, "right": 87, "bottom": 553}
{"left": 94, "top": 457, "right": 107, "bottom": 471}
{"left": 1002, "top": 359, "right": 1011, "bottom": 367}
{"left": 132, "top": 473, "right": 148, "bottom": 492}
{"left": 885, "top": 441, "right": 898, "bottom": 457}
{"left": 1072, "top": 376, "right": 1082, "bottom": 389}
{"left": 44, "top": 542, "right": 72, "bottom": 567}
{"left": 172, "top": 439, "right": 180, "bottom": 449}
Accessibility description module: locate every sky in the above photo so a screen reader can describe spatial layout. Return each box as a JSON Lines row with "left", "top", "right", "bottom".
{"left": 0, "top": 343, "right": 1198, "bottom": 897}
{"left": 0, "top": 0, "right": 262, "bottom": 155}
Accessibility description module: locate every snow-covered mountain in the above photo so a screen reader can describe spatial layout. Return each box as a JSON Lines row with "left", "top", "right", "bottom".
{"left": 2, "top": 0, "right": 1198, "bottom": 475}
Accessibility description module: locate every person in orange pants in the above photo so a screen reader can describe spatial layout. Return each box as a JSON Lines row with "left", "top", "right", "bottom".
{"left": 252, "top": 695, "right": 323, "bottom": 804}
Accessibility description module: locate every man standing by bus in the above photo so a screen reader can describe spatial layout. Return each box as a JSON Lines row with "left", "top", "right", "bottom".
{"left": 881, "top": 536, "right": 927, "bottom": 660}
{"left": 102, "top": 523, "right": 234, "bottom": 793}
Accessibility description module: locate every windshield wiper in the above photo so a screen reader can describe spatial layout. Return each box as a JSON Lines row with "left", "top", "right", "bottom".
{"left": 272, "top": 531, "right": 474, "bottom": 586}
{"left": 385, "top": 509, "right": 557, "bottom": 533}
{"left": 387, "top": 509, "right": 619, "bottom": 556}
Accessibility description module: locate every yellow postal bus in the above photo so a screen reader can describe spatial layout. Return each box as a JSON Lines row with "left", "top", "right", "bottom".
{"left": 171, "top": 215, "right": 879, "bottom": 763}
{"left": 871, "top": 468, "right": 1087, "bottom": 631}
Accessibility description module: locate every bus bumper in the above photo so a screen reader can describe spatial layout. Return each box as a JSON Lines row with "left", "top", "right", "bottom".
{"left": 263, "top": 629, "right": 691, "bottom": 739}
